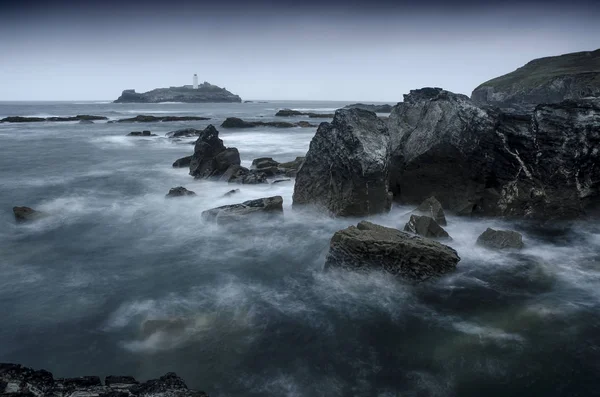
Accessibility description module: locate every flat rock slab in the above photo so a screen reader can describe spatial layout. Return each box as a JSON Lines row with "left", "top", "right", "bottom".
{"left": 201, "top": 196, "right": 283, "bottom": 225}
{"left": 325, "top": 221, "right": 460, "bottom": 281}
{"left": 476, "top": 227, "right": 524, "bottom": 249}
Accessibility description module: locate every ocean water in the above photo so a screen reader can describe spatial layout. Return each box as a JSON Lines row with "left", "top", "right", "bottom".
{"left": 1, "top": 101, "right": 600, "bottom": 396}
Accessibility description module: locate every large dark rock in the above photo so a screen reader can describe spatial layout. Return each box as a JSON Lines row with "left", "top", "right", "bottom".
{"left": 189, "top": 125, "right": 241, "bottom": 179}
{"left": 13, "top": 206, "right": 45, "bottom": 222}
{"left": 166, "top": 187, "right": 196, "bottom": 198}
{"left": 293, "top": 108, "right": 392, "bottom": 216}
{"left": 403, "top": 215, "right": 451, "bottom": 239}
{"left": 275, "top": 109, "right": 334, "bottom": 118}
{"left": 127, "top": 130, "right": 157, "bottom": 137}
{"left": 413, "top": 196, "right": 447, "bottom": 226}
{"left": 0, "top": 363, "right": 208, "bottom": 396}
{"left": 476, "top": 228, "right": 524, "bottom": 249}
{"left": 471, "top": 49, "right": 600, "bottom": 110}
{"left": 172, "top": 155, "right": 193, "bottom": 168}
{"left": 388, "top": 87, "right": 600, "bottom": 219}
{"left": 166, "top": 128, "right": 203, "bottom": 138}
{"left": 324, "top": 221, "right": 460, "bottom": 281}
{"left": 251, "top": 157, "right": 279, "bottom": 169}
{"left": 114, "top": 82, "right": 241, "bottom": 103}
{"left": 219, "top": 165, "right": 267, "bottom": 184}
{"left": 201, "top": 196, "right": 283, "bottom": 225}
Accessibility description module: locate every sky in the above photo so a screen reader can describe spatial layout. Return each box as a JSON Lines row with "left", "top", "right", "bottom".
{"left": 1, "top": 0, "right": 599, "bottom": 101}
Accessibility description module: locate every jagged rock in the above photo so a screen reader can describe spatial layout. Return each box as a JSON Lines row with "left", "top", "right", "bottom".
{"left": 223, "top": 189, "right": 240, "bottom": 197}
{"left": 127, "top": 130, "right": 157, "bottom": 137}
{"left": 343, "top": 103, "right": 393, "bottom": 113}
{"left": 293, "top": 108, "right": 392, "bottom": 216}
{"left": 172, "top": 155, "right": 193, "bottom": 168}
{"left": 0, "top": 363, "right": 208, "bottom": 396}
{"left": 114, "top": 82, "right": 241, "bottom": 103}
{"left": 252, "top": 157, "right": 279, "bottom": 169}
{"left": 413, "top": 196, "right": 447, "bottom": 226}
{"left": 166, "top": 128, "right": 203, "bottom": 138}
{"left": 324, "top": 221, "right": 460, "bottom": 281}
{"left": 219, "top": 165, "right": 267, "bottom": 184}
{"left": 201, "top": 196, "right": 283, "bottom": 225}
{"left": 404, "top": 215, "right": 451, "bottom": 239}
{"left": 388, "top": 87, "right": 600, "bottom": 219}
{"left": 476, "top": 228, "right": 524, "bottom": 249}
{"left": 13, "top": 206, "right": 46, "bottom": 222}
{"left": 166, "top": 187, "right": 196, "bottom": 198}
{"left": 471, "top": 49, "right": 600, "bottom": 110}
{"left": 118, "top": 115, "right": 210, "bottom": 123}
{"left": 189, "top": 125, "right": 241, "bottom": 179}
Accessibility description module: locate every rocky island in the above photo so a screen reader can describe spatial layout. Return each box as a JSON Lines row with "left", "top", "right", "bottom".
{"left": 114, "top": 81, "right": 241, "bottom": 103}
{"left": 471, "top": 48, "right": 600, "bottom": 110}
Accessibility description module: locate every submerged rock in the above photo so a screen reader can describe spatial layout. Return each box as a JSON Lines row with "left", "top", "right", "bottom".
{"left": 0, "top": 363, "right": 208, "bottom": 396}
{"left": 476, "top": 228, "right": 524, "bottom": 249}
{"left": 118, "top": 115, "right": 210, "bottom": 123}
{"left": 189, "top": 125, "right": 241, "bottom": 179}
{"left": 201, "top": 196, "right": 283, "bottom": 225}
{"left": 293, "top": 108, "right": 392, "bottom": 216}
{"left": 166, "top": 186, "right": 196, "bottom": 198}
{"left": 404, "top": 215, "right": 451, "bottom": 239}
{"left": 13, "top": 206, "right": 45, "bottom": 222}
{"left": 1, "top": 115, "right": 108, "bottom": 123}
{"left": 127, "top": 130, "right": 157, "bottom": 136}
{"left": 172, "top": 155, "right": 193, "bottom": 168}
{"left": 275, "top": 109, "right": 334, "bottom": 118}
{"left": 325, "top": 221, "right": 460, "bottom": 281}
{"left": 166, "top": 128, "right": 203, "bottom": 138}
{"left": 223, "top": 189, "right": 240, "bottom": 197}
{"left": 221, "top": 117, "right": 314, "bottom": 128}
{"left": 78, "top": 119, "right": 94, "bottom": 124}
{"left": 413, "top": 196, "right": 447, "bottom": 226}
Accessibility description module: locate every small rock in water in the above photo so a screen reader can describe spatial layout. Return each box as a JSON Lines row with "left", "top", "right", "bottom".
{"left": 404, "top": 215, "right": 451, "bottom": 239}
{"left": 223, "top": 189, "right": 240, "bottom": 197}
{"left": 252, "top": 157, "right": 279, "bottom": 169}
{"left": 414, "top": 196, "right": 447, "bottom": 226}
{"left": 13, "top": 206, "right": 46, "bottom": 222}
{"left": 127, "top": 130, "right": 157, "bottom": 137}
{"left": 325, "top": 221, "right": 460, "bottom": 281}
{"left": 476, "top": 227, "right": 524, "bottom": 249}
{"left": 272, "top": 179, "right": 291, "bottom": 184}
{"left": 166, "top": 187, "right": 196, "bottom": 198}
{"left": 202, "top": 196, "right": 283, "bottom": 225}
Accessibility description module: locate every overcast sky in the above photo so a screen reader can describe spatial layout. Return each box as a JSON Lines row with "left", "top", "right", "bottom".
{"left": 1, "top": 0, "right": 599, "bottom": 101}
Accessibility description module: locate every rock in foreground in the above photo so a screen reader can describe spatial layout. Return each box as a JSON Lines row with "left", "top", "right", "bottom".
{"left": 189, "top": 125, "right": 241, "bottom": 179}
{"left": 293, "top": 108, "right": 392, "bottom": 216}
{"left": 404, "top": 215, "right": 451, "bottom": 239}
{"left": 202, "top": 196, "right": 283, "bottom": 225}
{"left": 13, "top": 206, "right": 45, "bottom": 222}
{"left": 0, "top": 363, "right": 208, "bottom": 396}
{"left": 476, "top": 228, "right": 524, "bottom": 249}
{"left": 325, "top": 221, "right": 460, "bottom": 281}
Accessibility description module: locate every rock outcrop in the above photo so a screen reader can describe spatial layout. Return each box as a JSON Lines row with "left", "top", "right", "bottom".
{"left": 388, "top": 87, "right": 600, "bottom": 219}
{"left": 166, "top": 128, "right": 203, "bottom": 138}
{"left": 219, "top": 165, "right": 267, "bottom": 184}
{"left": 127, "top": 130, "right": 157, "bottom": 137}
{"left": 114, "top": 82, "right": 241, "bottom": 103}
{"left": 324, "top": 221, "right": 460, "bottom": 281}
{"left": 293, "top": 108, "right": 392, "bottom": 216}
{"left": 275, "top": 109, "right": 334, "bottom": 118}
{"left": 343, "top": 103, "right": 393, "bottom": 113}
{"left": 471, "top": 49, "right": 600, "bottom": 110}
{"left": 173, "top": 155, "right": 193, "bottom": 168}
{"left": 201, "top": 196, "right": 283, "bottom": 225}
{"left": 166, "top": 186, "right": 196, "bottom": 198}
{"left": 404, "top": 215, "right": 451, "bottom": 239}
{"left": 1, "top": 115, "right": 107, "bottom": 123}
{"left": 188, "top": 125, "right": 241, "bottom": 179}
{"left": 13, "top": 206, "right": 45, "bottom": 222}
{"left": 221, "top": 117, "right": 316, "bottom": 129}
{"left": 117, "top": 115, "right": 210, "bottom": 123}
{"left": 0, "top": 363, "right": 208, "bottom": 396}
{"left": 476, "top": 228, "right": 524, "bottom": 249}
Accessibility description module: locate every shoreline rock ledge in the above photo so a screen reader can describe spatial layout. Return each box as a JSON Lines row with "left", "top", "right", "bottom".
{"left": 293, "top": 108, "right": 392, "bottom": 216}
{"left": 0, "top": 363, "right": 209, "bottom": 396}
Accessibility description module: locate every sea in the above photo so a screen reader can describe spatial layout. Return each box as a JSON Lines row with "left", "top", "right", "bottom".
{"left": 1, "top": 100, "right": 600, "bottom": 396}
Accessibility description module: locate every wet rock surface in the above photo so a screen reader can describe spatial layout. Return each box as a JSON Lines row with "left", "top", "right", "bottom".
{"left": 127, "top": 130, "right": 157, "bottom": 137}
{"left": 201, "top": 196, "right": 284, "bottom": 225}
{"left": 0, "top": 363, "right": 208, "bottom": 396}
{"left": 275, "top": 109, "right": 334, "bottom": 118}
{"left": 404, "top": 214, "right": 451, "bottom": 239}
{"left": 476, "top": 227, "right": 524, "bottom": 249}
{"left": 188, "top": 125, "right": 241, "bottom": 179}
{"left": 166, "top": 186, "right": 196, "bottom": 198}
{"left": 325, "top": 221, "right": 460, "bottom": 281}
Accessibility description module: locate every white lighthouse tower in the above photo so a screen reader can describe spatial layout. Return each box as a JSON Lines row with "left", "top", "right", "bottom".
{"left": 193, "top": 74, "right": 198, "bottom": 89}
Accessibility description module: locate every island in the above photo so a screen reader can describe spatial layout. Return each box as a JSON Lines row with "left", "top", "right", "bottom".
{"left": 114, "top": 81, "right": 242, "bottom": 103}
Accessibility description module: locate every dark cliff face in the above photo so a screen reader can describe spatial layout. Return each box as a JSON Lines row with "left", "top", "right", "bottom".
{"left": 471, "top": 49, "right": 600, "bottom": 109}
{"left": 114, "top": 82, "right": 242, "bottom": 103}
{"left": 388, "top": 87, "right": 600, "bottom": 219}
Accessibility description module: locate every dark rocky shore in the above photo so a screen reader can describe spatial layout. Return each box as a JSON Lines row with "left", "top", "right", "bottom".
{"left": 0, "top": 363, "right": 208, "bottom": 396}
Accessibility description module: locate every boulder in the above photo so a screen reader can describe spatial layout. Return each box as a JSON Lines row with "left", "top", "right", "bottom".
{"left": 413, "top": 196, "right": 447, "bottom": 226}
{"left": 388, "top": 87, "right": 600, "bottom": 219}
{"left": 403, "top": 215, "right": 451, "bottom": 239}
{"left": 476, "top": 228, "right": 524, "bottom": 249}
{"left": 189, "top": 125, "right": 241, "bottom": 179}
{"left": 172, "top": 155, "right": 193, "bottom": 168}
{"left": 13, "top": 206, "right": 45, "bottom": 222}
{"left": 166, "top": 187, "right": 196, "bottom": 198}
{"left": 324, "top": 221, "right": 460, "bottom": 281}
{"left": 219, "top": 165, "right": 267, "bottom": 184}
{"left": 293, "top": 108, "right": 392, "bottom": 216}
{"left": 166, "top": 128, "right": 202, "bottom": 138}
{"left": 252, "top": 157, "right": 280, "bottom": 169}
{"left": 201, "top": 196, "right": 283, "bottom": 225}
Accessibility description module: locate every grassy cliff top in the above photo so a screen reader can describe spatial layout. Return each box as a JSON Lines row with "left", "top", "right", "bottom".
{"left": 475, "top": 49, "right": 600, "bottom": 90}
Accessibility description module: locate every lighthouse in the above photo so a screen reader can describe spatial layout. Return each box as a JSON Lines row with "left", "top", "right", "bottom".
{"left": 193, "top": 74, "right": 198, "bottom": 89}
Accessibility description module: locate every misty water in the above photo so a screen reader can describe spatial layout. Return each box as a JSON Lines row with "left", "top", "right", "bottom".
{"left": 1, "top": 101, "right": 600, "bottom": 396}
